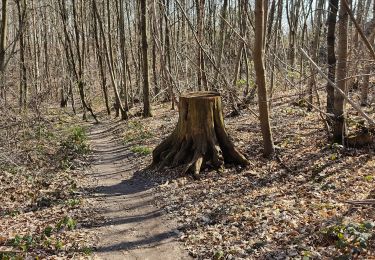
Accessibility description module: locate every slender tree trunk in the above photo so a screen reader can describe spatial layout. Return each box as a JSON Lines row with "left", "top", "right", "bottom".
{"left": 254, "top": 0, "right": 275, "bottom": 157}
{"left": 93, "top": 0, "right": 127, "bottom": 120}
{"left": 333, "top": 0, "right": 350, "bottom": 143}
{"left": 16, "top": 0, "right": 27, "bottom": 110}
{"left": 360, "top": 0, "right": 375, "bottom": 106}
{"left": 92, "top": 1, "right": 110, "bottom": 115}
{"left": 119, "top": 0, "right": 129, "bottom": 112}
{"left": 213, "top": 0, "right": 228, "bottom": 86}
{"left": 59, "top": 0, "right": 98, "bottom": 122}
{"left": 326, "top": 0, "right": 339, "bottom": 116}
{"left": 0, "top": 0, "right": 8, "bottom": 101}
{"left": 140, "top": 0, "right": 152, "bottom": 117}
{"left": 195, "top": 0, "right": 208, "bottom": 91}
{"left": 0, "top": 0, "right": 7, "bottom": 72}
{"left": 307, "top": 0, "right": 324, "bottom": 111}
{"left": 163, "top": 0, "right": 175, "bottom": 109}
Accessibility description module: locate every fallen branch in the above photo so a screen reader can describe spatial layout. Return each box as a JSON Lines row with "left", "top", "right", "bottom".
{"left": 300, "top": 48, "right": 375, "bottom": 126}
{"left": 344, "top": 199, "right": 375, "bottom": 205}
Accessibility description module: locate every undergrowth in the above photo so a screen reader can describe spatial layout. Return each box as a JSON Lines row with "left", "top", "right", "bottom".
{"left": 0, "top": 110, "right": 92, "bottom": 259}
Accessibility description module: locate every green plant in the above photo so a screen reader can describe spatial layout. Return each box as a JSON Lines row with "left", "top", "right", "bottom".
{"left": 236, "top": 79, "right": 247, "bottom": 87}
{"left": 2, "top": 209, "right": 20, "bottom": 217}
{"left": 329, "top": 153, "right": 338, "bottom": 161}
{"left": 10, "top": 234, "right": 35, "bottom": 251}
{"left": 364, "top": 175, "right": 374, "bottom": 182}
{"left": 0, "top": 252, "right": 20, "bottom": 260}
{"left": 287, "top": 70, "right": 299, "bottom": 79}
{"left": 131, "top": 146, "right": 152, "bottom": 155}
{"left": 61, "top": 126, "right": 89, "bottom": 154}
{"left": 56, "top": 216, "right": 77, "bottom": 230}
{"left": 65, "top": 198, "right": 81, "bottom": 207}
{"left": 123, "top": 121, "right": 153, "bottom": 143}
{"left": 55, "top": 240, "right": 63, "bottom": 250}
{"left": 36, "top": 125, "right": 54, "bottom": 140}
{"left": 321, "top": 221, "right": 374, "bottom": 256}
{"left": 43, "top": 226, "right": 53, "bottom": 237}
{"left": 213, "top": 250, "right": 224, "bottom": 260}
{"left": 81, "top": 246, "right": 93, "bottom": 255}
{"left": 60, "top": 157, "right": 73, "bottom": 170}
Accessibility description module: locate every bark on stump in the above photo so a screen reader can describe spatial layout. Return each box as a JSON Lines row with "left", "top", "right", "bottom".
{"left": 152, "top": 91, "right": 249, "bottom": 177}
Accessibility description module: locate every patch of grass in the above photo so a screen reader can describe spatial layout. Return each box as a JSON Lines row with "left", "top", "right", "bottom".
{"left": 123, "top": 121, "right": 153, "bottom": 144}
{"left": 61, "top": 126, "right": 89, "bottom": 154}
{"left": 65, "top": 198, "right": 81, "bottom": 207}
{"left": 36, "top": 125, "right": 55, "bottom": 140}
{"left": 55, "top": 240, "right": 64, "bottom": 250}
{"left": 0, "top": 252, "right": 20, "bottom": 260}
{"left": 60, "top": 157, "right": 73, "bottom": 170}
{"left": 131, "top": 146, "right": 152, "bottom": 155}
{"left": 0, "top": 164, "right": 21, "bottom": 175}
{"left": 81, "top": 246, "right": 94, "bottom": 255}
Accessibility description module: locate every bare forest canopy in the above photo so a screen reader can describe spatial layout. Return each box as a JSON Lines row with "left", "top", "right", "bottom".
{"left": 0, "top": 0, "right": 374, "bottom": 133}
{"left": 0, "top": 0, "right": 374, "bottom": 168}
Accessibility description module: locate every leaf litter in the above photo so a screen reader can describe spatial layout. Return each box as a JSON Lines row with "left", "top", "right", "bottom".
{"left": 123, "top": 100, "right": 375, "bottom": 259}
{"left": 0, "top": 108, "right": 94, "bottom": 259}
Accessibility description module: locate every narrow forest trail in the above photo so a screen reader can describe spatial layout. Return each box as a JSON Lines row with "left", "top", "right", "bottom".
{"left": 86, "top": 121, "right": 191, "bottom": 260}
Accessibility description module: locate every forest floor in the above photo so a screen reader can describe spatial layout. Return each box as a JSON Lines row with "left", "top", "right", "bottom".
{"left": 1, "top": 91, "right": 375, "bottom": 259}
{"left": 85, "top": 98, "right": 375, "bottom": 260}
{"left": 0, "top": 109, "right": 95, "bottom": 259}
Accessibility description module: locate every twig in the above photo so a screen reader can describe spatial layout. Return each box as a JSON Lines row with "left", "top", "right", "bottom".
{"left": 344, "top": 199, "right": 375, "bottom": 205}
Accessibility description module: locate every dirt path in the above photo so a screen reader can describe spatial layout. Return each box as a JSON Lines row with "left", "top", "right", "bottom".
{"left": 87, "top": 122, "right": 191, "bottom": 260}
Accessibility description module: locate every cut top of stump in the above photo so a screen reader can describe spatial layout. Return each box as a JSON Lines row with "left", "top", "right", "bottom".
{"left": 180, "top": 91, "right": 220, "bottom": 99}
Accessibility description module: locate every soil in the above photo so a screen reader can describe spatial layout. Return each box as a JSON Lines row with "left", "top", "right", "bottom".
{"left": 86, "top": 121, "right": 191, "bottom": 260}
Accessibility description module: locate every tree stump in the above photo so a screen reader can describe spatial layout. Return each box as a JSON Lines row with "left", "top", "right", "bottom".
{"left": 152, "top": 91, "right": 249, "bottom": 177}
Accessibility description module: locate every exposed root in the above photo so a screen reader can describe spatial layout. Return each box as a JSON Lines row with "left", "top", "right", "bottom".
{"left": 152, "top": 92, "right": 249, "bottom": 176}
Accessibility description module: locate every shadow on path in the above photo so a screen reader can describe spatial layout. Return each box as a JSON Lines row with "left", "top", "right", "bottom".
{"left": 85, "top": 120, "right": 191, "bottom": 259}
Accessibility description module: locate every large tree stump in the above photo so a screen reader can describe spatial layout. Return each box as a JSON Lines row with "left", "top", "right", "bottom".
{"left": 152, "top": 91, "right": 249, "bottom": 177}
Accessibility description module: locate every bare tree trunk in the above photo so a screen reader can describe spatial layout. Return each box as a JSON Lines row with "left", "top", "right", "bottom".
{"left": 0, "top": 0, "right": 8, "bottom": 101}
{"left": 92, "top": 1, "right": 110, "bottom": 115}
{"left": 16, "top": 0, "right": 27, "bottom": 110}
{"left": 163, "top": 0, "right": 175, "bottom": 109}
{"left": 349, "top": 0, "right": 365, "bottom": 90}
{"left": 286, "top": 0, "right": 301, "bottom": 68}
{"left": 119, "top": 0, "right": 129, "bottom": 112}
{"left": 333, "top": 0, "right": 350, "bottom": 143}
{"left": 213, "top": 0, "right": 228, "bottom": 86}
{"left": 59, "top": 0, "right": 98, "bottom": 122}
{"left": 307, "top": 0, "right": 324, "bottom": 111}
{"left": 0, "top": 0, "right": 6, "bottom": 71}
{"left": 140, "top": 0, "right": 152, "bottom": 117}
{"left": 360, "top": 0, "right": 375, "bottom": 106}
{"left": 93, "top": 0, "right": 127, "bottom": 120}
{"left": 254, "top": 0, "right": 275, "bottom": 157}
{"left": 326, "top": 0, "right": 339, "bottom": 116}
{"left": 195, "top": 0, "right": 208, "bottom": 91}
